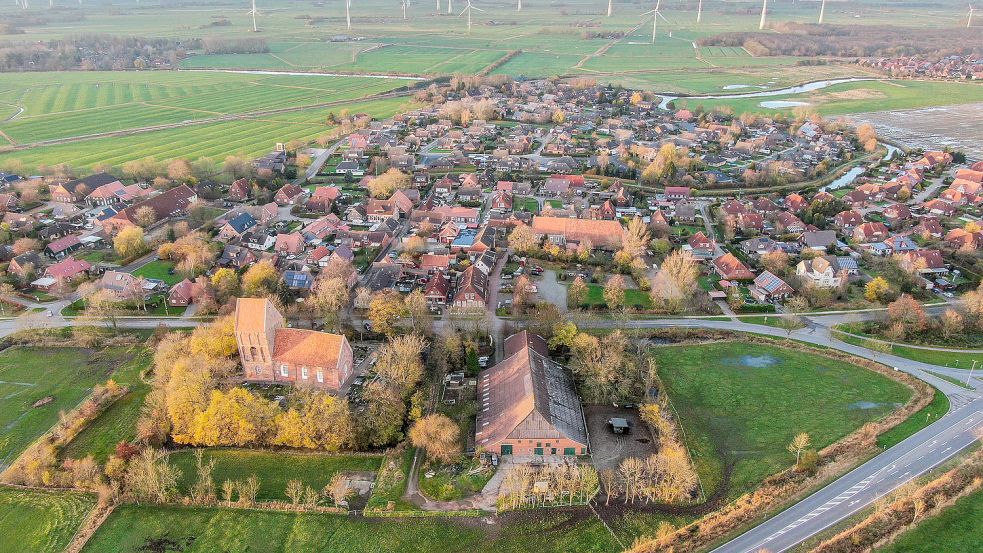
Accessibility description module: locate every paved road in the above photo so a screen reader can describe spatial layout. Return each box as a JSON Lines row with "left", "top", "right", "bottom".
{"left": 292, "top": 138, "right": 344, "bottom": 186}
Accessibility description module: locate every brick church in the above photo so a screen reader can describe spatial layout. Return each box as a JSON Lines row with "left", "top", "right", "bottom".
{"left": 234, "top": 297, "right": 355, "bottom": 392}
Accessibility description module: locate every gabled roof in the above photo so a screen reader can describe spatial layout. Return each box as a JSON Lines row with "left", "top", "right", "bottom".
{"left": 475, "top": 331, "right": 588, "bottom": 449}
{"left": 225, "top": 212, "right": 257, "bottom": 234}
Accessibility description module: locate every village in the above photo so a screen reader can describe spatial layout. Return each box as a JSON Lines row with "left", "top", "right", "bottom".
{"left": 0, "top": 76, "right": 982, "bottom": 552}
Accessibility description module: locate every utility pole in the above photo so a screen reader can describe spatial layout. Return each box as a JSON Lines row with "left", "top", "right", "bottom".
{"left": 968, "top": 359, "right": 977, "bottom": 387}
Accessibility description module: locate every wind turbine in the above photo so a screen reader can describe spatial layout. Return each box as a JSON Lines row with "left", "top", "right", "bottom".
{"left": 517, "top": 0, "right": 521, "bottom": 12}
{"left": 447, "top": 0, "right": 453, "bottom": 15}
{"left": 459, "top": 0, "right": 483, "bottom": 34}
{"left": 607, "top": 0, "right": 612, "bottom": 17}
{"left": 247, "top": 0, "right": 260, "bottom": 32}
{"left": 758, "top": 0, "right": 767, "bottom": 30}
{"left": 696, "top": 0, "right": 702, "bottom": 23}
{"left": 402, "top": 0, "right": 407, "bottom": 19}
{"left": 642, "top": 0, "right": 669, "bottom": 44}
{"left": 346, "top": 0, "right": 352, "bottom": 30}
{"left": 818, "top": 0, "right": 826, "bottom": 24}
{"left": 969, "top": 4, "right": 978, "bottom": 27}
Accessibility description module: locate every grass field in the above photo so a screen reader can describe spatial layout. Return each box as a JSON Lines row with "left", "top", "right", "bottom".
{"left": 82, "top": 503, "right": 621, "bottom": 553}
{"left": 579, "top": 283, "right": 653, "bottom": 310}
{"left": 834, "top": 333, "right": 983, "bottom": 369}
{"left": 0, "top": 345, "right": 142, "bottom": 468}
{"left": 0, "top": 486, "right": 95, "bottom": 553}
{"left": 875, "top": 388, "right": 949, "bottom": 449}
{"left": 167, "top": 449, "right": 383, "bottom": 502}
{"left": 132, "top": 260, "right": 182, "bottom": 285}
{"left": 676, "top": 80, "right": 983, "bottom": 116}
{"left": 875, "top": 487, "right": 983, "bottom": 553}
{"left": 62, "top": 349, "right": 154, "bottom": 462}
{"left": 651, "top": 341, "right": 912, "bottom": 499}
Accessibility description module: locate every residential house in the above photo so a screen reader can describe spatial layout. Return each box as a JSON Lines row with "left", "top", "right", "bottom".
{"left": 228, "top": 178, "right": 251, "bottom": 202}
{"left": 99, "top": 270, "right": 146, "bottom": 301}
{"left": 306, "top": 187, "right": 341, "bottom": 214}
{"left": 275, "top": 184, "right": 306, "bottom": 206}
{"left": 712, "top": 253, "right": 754, "bottom": 280}
{"left": 452, "top": 265, "right": 488, "bottom": 308}
{"left": 49, "top": 173, "right": 118, "bottom": 203}
{"left": 852, "top": 222, "right": 890, "bottom": 244}
{"left": 686, "top": 231, "right": 715, "bottom": 260}
{"left": 800, "top": 230, "right": 837, "bottom": 252}
{"left": 103, "top": 184, "right": 198, "bottom": 233}
{"left": 274, "top": 232, "right": 305, "bottom": 256}
{"left": 44, "top": 234, "right": 83, "bottom": 259}
{"left": 796, "top": 256, "right": 848, "bottom": 288}
{"left": 8, "top": 251, "right": 42, "bottom": 280}
{"left": 218, "top": 212, "right": 258, "bottom": 242}
{"left": 750, "top": 271, "right": 794, "bottom": 302}
{"left": 424, "top": 271, "right": 451, "bottom": 305}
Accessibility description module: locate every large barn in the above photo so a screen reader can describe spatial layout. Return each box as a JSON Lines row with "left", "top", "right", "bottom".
{"left": 475, "top": 331, "right": 589, "bottom": 457}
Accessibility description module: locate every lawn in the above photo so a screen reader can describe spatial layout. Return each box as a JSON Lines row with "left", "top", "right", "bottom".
{"left": 81, "top": 503, "right": 621, "bottom": 553}
{"left": 61, "top": 297, "right": 187, "bottom": 317}
{"left": 132, "top": 260, "right": 183, "bottom": 285}
{"left": 167, "top": 449, "right": 383, "bottom": 502}
{"left": 62, "top": 349, "right": 154, "bottom": 462}
{"left": 580, "top": 283, "right": 653, "bottom": 310}
{"left": 651, "top": 341, "right": 912, "bottom": 499}
{"left": 0, "top": 346, "right": 140, "bottom": 467}
{"left": 834, "top": 333, "right": 983, "bottom": 369}
{"left": 875, "top": 487, "right": 983, "bottom": 553}
{"left": 737, "top": 315, "right": 805, "bottom": 330}
{"left": 0, "top": 486, "right": 96, "bottom": 553}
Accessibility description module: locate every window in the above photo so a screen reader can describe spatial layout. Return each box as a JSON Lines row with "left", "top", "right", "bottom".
{"left": 280, "top": 365, "right": 288, "bottom": 377}
{"left": 301, "top": 367, "right": 308, "bottom": 380}
{"left": 316, "top": 370, "right": 324, "bottom": 383}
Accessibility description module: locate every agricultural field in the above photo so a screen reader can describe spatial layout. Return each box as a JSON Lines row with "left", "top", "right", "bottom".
{"left": 167, "top": 449, "right": 383, "bottom": 502}
{"left": 0, "top": 71, "right": 411, "bottom": 145}
{"left": 0, "top": 486, "right": 96, "bottom": 553}
{"left": 0, "top": 345, "right": 145, "bottom": 468}
{"left": 875, "top": 487, "right": 983, "bottom": 553}
{"left": 650, "top": 341, "right": 912, "bottom": 499}
{"left": 0, "top": 95, "right": 415, "bottom": 171}
{"left": 81, "top": 503, "right": 621, "bottom": 553}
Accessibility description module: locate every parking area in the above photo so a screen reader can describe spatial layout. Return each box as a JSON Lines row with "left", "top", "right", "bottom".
{"left": 535, "top": 270, "right": 568, "bottom": 310}
{"left": 585, "top": 404, "right": 658, "bottom": 471}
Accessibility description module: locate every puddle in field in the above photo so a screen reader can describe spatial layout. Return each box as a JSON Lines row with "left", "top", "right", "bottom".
{"left": 848, "top": 401, "right": 903, "bottom": 410}
{"left": 724, "top": 355, "right": 780, "bottom": 368}
{"left": 760, "top": 100, "right": 810, "bottom": 109}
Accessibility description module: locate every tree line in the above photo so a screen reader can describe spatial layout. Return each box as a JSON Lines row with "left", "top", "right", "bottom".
{"left": 699, "top": 24, "right": 983, "bottom": 58}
